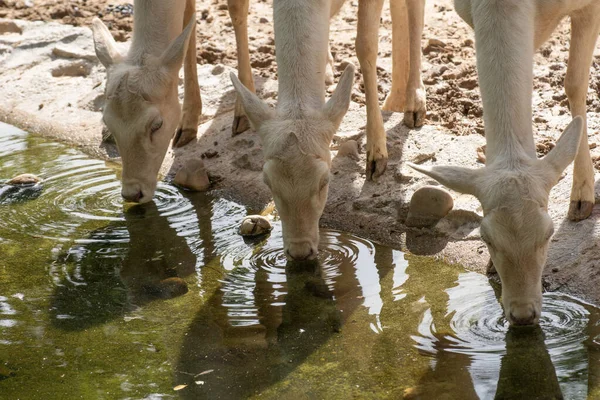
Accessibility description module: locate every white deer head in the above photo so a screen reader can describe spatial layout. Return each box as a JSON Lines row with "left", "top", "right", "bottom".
{"left": 230, "top": 65, "right": 355, "bottom": 260}
{"left": 410, "top": 117, "right": 584, "bottom": 325}
{"left": 91, "top": 16, "right": 194, "bottom": 203}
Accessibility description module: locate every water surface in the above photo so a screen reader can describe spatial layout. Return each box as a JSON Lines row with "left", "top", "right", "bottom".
{"left": 0, "top": 122, "right": 599, "bottom": 399}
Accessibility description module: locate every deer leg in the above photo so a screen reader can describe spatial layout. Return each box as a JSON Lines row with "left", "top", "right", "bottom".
{"left": 357, "top": 0, "right": 387, "bottom": 180}
{"left": 173, "top": 0, "right": 202, "bottom": 148}
{"left": 325, "top": 0, "right": 347, "bottom": 86}
{"left": 403, "top": 0, "right": 426, "bottom": 128}
{"left": 565, "top": 8, "right": 600, "bottom": 221}
{"left": 228, "top": 0, "right": 254, "bottom": 135}
{"left": 382, "top": 0, "right": 409, "bottom": 114}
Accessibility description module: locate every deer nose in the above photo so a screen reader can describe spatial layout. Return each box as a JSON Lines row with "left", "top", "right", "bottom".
{"left": 509, "top": 303, "right": 539, "bottom": 326}
{"left": 286, "top": 241, "right": 316, "bottom": 261}
{"left": 122, "top": 189, "right": 143, "bottom": 203}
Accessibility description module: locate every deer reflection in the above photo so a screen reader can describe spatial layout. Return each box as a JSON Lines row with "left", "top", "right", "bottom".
{"left": 175, "top": 259, "right": 342, "bottom": 399}
{"left": 494, "top": 326, "right": 563, "bottom": 399}
{"left": 50, "top": 199, "right": 201, "bottom": 330}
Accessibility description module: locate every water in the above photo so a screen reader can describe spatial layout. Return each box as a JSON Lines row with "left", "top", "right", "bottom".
{"left": 0, "top": 121, "right": 599, "bottom": 399}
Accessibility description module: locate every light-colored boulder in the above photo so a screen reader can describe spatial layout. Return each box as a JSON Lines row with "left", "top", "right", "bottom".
{"left": 405, "top": 185, "right": 454, "bottom": 228}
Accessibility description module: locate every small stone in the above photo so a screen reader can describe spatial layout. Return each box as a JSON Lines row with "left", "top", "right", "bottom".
{"left": 211, "top": 64, "right": 225, "bottom": 75}
{"left": 458, "top": 78, "right": 478, "bottom": 90}
{"left": 411, "top": 152, "right": 435, "bottom": 164}
{"left": 405, "top": 185, "right": 454, "bottom": 228}
{"left": 427, "top": 38, "right": 446, "bottom": 47}
{"left": 173, "top": 159, "right": 210, "bottom": 191}
{"left": 7, "top": 173, "right": 41, "bottom": 185}
{"left": 239, "top": 215, "right": 273, "bottom": 237}
{"left": 259, "top": 17, "right": 269, "bottom": 24}
{"left": 0, "top": 20, "right": 22, "bottom": 34}
{"left": 336, "top": 140, "right": 359, "bottom": 160}
{"left": 52, "top": 44, "right": 96, "bottom": 61}
{"left": 51, "top": 61, "right": 92, "bottom": 78}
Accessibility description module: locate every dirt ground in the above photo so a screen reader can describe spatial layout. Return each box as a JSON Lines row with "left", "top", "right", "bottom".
{"left": 3, "top": 0, "right": 600, "bottom": 147}
{"left": 1, "top": 0, "right": 600, "bottom": 304}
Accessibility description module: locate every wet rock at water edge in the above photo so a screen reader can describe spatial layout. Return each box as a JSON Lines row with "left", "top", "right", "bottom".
{"left": 173, "top": 159, "right": 210, "bottom": 191}
{"left": 239, "top": 215, "right": 273, "bottom": 237}
{"left": 405, "top": 185, "right": 454, "bottom": 228}
{"left": 0, "top": 173, "right": 43, "bottom": 204}
{"left": 7, "top": 173, "right": 41, "bottom": 185}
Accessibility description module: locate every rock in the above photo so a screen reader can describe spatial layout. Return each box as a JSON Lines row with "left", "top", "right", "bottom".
{"left": 336, "top": 140, "right": 359, "bottom": 160}
{"left": 427, "top": 38, "right": 446, "bottom": 47}
{"left": 411, "top": 151, "right": 435, "bottom": 164}
{"left": 239, "top": 215, "right": 273, "bottom": 237}
{"left": 173, "top": 159, "right": 210, "bottom": 191}
{"left": 52, "top": 44, "right": 96, "bottom": 61}
{"left": 405, "top": 186, "right": 454, "bottom": 228}
{"left": 0, "top": 20, "right": 22, "bottom": 34}
{"left": 458, "top": 78, "right": 478, "bottom": 90}
{"left": 211, "top": 64, "right": 225, "bottom": 75}
{"left": 7, "top": 173, "right": 41, "bottom": 185}
{"left": 51, "top": 60, "right": 92, "bottom": 77}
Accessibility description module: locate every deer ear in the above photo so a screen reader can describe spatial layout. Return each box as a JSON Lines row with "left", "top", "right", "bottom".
{"left": 230, "top": 72, "right": 273, "bottom": 132}
{"left": 408, "top": 162, "right": 483, "bottom": 197}
{"left": 540, "top": 116, "right": 583, "bottom": 185}
{"left": 323, "top": 63, "right": 355, "bottom": 131}
{"left": 91, "top": 18, "right": 123, "bottom": 68}
{"left": 159, "top": 14, "right": 196, "bottom": 74}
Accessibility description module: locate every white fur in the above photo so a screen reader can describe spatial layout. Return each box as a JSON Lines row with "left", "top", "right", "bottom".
{"left": 412, "top": 0, "right": 599, "bottom": 325}
{"left": 91, "top": 0, "right": 201, "bottom": 203}
{"left": 230, "top": 0, "right": 354, "bottom": 260}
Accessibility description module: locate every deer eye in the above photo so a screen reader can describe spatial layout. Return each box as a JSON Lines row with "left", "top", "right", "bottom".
{"left": 150, "top": 119, "right": 163, "bottom": 134}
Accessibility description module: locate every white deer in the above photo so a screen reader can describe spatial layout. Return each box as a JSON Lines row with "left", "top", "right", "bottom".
{"left": 411, "top": 0, "right": 599, "bottom": 325}
{"left": 230, "top": 0, "right": 355, "bottom": 260}
{"left": 228, "top": 0, "right": 427, "bottom": 181}
{"left": 91, "top": 0, "right": 201, "bottom": 203}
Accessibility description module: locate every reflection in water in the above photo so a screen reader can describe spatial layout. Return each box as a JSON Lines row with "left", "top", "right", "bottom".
{"left": 495, "top": 327, "right": 562, "bottom": 399}
{"left": 49, "top": 201, "right": 198, "bottom": 330}
{"left": 1, "top": 123, "right": 600, "bottom": 399}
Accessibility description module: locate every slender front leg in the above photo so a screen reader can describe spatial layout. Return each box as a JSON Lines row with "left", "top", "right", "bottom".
{"left": 565, "top": 9, "right": 600, "bottom": 221}
{"left": 228, "top": 0, "right": 254, "bottom": 135}
{"left": 173, "top": 0, "right": 202, "bottom": 148}
{"left": 325, "top": 0, "right": 347, "bottom": 86}
{"left": 382, "top": 0, "right": 409, "bottom": 114}
{"left": 403, "top": 0, "right": 426, "bottom": 128}
{"left": 357, "top": 0, "right": 387, "bottom": 180}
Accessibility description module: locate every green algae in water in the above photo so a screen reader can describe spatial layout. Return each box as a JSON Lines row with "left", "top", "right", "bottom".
{"left": 0, "top": 121, "right": 599, "bottom": 399}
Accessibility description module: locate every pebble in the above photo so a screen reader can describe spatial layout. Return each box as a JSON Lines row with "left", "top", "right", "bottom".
{"left": 7, "top": 173, "right": 41, "bottom": 185}
{"left": 173, "top": 159, "right": 210, "bottom": 191}
{"left": 405, "top": 185, "right": 454, "bottom": 228}
{"left": 239, "top": 215, "right": 272, "bottom": 237}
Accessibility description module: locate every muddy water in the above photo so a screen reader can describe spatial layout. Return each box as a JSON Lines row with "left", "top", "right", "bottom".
{"left": 0, "top": 122, "right": 599, "bottom": 400}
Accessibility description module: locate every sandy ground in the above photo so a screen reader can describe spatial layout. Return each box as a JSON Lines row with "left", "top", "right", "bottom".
{"left": 1, "top": 0, "right": 600, "bottom": 304}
